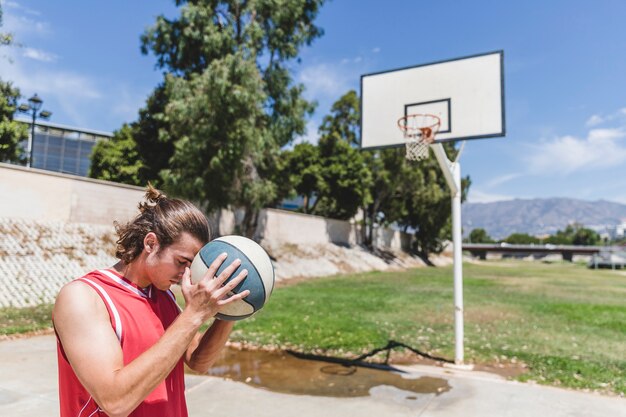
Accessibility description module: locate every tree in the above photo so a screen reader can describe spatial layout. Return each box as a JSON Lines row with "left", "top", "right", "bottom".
{"left": 360, "top": 148, "right": 406, "bottom": 246}
{"left": 572, "top": 227, "right": 599, "bottom": 246}
{"left": 313, "top": 134, "right": 371, "bottom": 220}
{"left": 0, "top": 79, "right": 28, "bottom": 164}
{"left": 89, "top": 124, "right": 144, "bottom": 185}
{"left": 318, "top": 90, "right": 360, "bottom": 147}
{"left": 0, "top": 6, "right": 27, "bottom": 164}
{"left": 129, "top": 0, "right": 326, "bottom": 235}
{"left": 280, "top": 142, "right": 322, "bottom": 213}
{"left": 312, "top": 89, "right": 472, "bottom": 254}
{"left": 160, "top": 53, "right": 274, "bottom": 226}
{"left": 280, "top": 90, "right": 372, "bottom": 220}
{"left": 313, "top": 90, "right": 404, "bottom": 245}
{"left": 395, "top": 144, "right": 471, "bottom": 260}
{"left": 0, "top": 4, "right": 14, "bottom": 49}
{"left": 545, "top": 223, "right": 599, "bottom": 246}
{"left": 467, "top": 228, "right": 494, "bottom": 243}
{"left": 504, "top": 233, "right": 540, "bottom": 244}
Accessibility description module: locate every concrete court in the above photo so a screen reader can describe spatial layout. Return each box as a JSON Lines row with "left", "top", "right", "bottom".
{"left": 0, "top": 335, "right": 624, "bottom": 417}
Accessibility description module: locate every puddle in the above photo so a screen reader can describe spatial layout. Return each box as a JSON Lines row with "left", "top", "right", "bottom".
{"left": 199, "top": 348, "right": 451, "bottom": 398}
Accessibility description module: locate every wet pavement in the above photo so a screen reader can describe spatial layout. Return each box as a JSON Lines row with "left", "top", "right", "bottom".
{"left": 202, "top": 347, "right": 451, "bottom": 397}
{"left": 1, "top": 334, "right": 625, "bottom": 417}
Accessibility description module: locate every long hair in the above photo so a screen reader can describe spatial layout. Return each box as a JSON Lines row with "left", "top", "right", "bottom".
{"left": 114, "top": 184, "right": 210, "bottom": 263}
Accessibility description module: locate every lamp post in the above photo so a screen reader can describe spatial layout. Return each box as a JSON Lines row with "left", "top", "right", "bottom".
{"left": 18, "top": 93, "right": 52, "bottom": 168}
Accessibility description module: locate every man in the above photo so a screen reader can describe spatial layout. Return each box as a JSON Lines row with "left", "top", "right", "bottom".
{"left": 53, "top": 186, "right": 248, "bottom": 417}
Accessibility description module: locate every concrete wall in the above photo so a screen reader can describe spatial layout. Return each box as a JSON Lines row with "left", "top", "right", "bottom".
{"left": 256, "top": 208, "right": 409, "bottom": 251}
{"left": 0, "top": 162, "right": 145, "bottom": 225}
{"left": 0, "top": 163, "right": 409, "bottom": 250}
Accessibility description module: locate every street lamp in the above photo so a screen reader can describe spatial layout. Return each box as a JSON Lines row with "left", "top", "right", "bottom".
{"left": 18, "top": 93, "right": 52, "bottom": 168}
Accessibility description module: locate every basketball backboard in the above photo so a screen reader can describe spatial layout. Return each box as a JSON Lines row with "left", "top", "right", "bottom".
{"left": 360, "top": 51, "right": 505, "bottom": 149}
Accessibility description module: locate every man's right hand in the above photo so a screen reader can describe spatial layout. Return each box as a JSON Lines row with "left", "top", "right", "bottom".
{"left": 180, "top": 253, "right": 251, "bottom": 323}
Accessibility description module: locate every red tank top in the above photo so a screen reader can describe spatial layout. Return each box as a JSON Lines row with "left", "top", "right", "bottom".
{"left": 56, "top": 269, "right": 188, "bottom": 417}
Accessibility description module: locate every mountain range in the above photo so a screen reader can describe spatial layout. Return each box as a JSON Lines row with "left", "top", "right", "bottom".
{"left": 461, "top": 198, "right": 626, "bottom": 239}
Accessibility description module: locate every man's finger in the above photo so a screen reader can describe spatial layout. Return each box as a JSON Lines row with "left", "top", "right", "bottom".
{"left": 215, "top": 269, "right": 248, "bottom": 298}
{"left": 181, "top": 267, "right": 192, "bottom": 288}
{"left": 202, "top": 252, "right": 228, "bottom": 281}
{"left": 213, "top": 258, "right": 242, "bottom": 286}
{"left": 218, "top": 289, "right": 251, "bottom": 306}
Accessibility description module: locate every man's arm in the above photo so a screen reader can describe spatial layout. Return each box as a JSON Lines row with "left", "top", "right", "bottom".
{"left": 185, "top": 319, "right": 235, "bottom": 373}
{"left": 53, "top": 255, "right": 248, "bottom": 417}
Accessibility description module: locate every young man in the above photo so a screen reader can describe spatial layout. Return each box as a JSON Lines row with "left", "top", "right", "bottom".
{"left": 53, "top": 186, "right": 249, "bottom": 417}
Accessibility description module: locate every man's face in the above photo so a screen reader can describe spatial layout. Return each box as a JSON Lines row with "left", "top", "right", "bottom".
{"left": 145, "top": 232, "right": 204, "bottom": 291}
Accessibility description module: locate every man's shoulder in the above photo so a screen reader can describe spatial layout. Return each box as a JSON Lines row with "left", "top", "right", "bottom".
{"left": 55, "top": 270, "right": 110, "bottom": 312}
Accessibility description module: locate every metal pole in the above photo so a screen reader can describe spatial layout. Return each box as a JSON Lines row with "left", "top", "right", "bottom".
{"left": 431, "top": 143, "right": 464, "bottom": 365}
{"left": 451, "top": 162, "right": 464, "bottom": 364}
{"left": 27, "top": 111, "right": 36, "bottom": 168}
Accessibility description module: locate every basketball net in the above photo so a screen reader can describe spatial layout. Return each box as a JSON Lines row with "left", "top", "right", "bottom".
{"left": 397, "top": 114, "right": 441, "bottom": 161}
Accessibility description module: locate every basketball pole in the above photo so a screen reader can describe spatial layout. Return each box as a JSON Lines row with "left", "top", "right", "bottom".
{"left": 431, "top": 143, "right": 465, "bottom": 366}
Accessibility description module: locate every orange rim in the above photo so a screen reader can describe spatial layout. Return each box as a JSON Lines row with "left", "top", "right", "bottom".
{"left": 397, "top": 114, "right": 441, "bottom": 139}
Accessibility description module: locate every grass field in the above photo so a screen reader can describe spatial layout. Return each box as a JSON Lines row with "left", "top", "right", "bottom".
{"left": 1, "top": 260, "right": 624, "bottom": 395}
{"left": 230, "top": 260, "right": 626, "bottom": 395}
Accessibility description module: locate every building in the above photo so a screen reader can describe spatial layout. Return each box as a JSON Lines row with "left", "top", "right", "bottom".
{"left": 16, "top": 119, "right": 112, "bottom": 177}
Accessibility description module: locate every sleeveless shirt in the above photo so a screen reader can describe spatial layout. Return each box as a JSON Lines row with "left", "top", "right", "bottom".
{"left": 56, "top": 269, "right": 188, "bottom": 417}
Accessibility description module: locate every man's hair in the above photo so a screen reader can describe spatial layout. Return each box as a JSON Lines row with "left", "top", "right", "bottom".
{"left": 114, "top": 184, "right": 210, "bottom": 263}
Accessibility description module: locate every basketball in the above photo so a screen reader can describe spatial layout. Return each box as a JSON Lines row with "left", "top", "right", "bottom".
{"left": 189, "top": 235, "right": 275, "bottom": 321}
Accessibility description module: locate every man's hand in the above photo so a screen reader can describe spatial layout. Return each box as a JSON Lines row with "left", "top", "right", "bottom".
{"left": 180, "top": 253, "right": 251, "bottom": 324}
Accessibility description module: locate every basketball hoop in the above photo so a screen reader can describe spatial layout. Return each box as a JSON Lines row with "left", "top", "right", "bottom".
{"left": 397, "top": 114, "right": 441, "bottom": 161}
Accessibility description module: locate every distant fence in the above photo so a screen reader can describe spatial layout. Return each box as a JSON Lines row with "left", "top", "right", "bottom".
{"left": 463, "top": 243, "right": 603, "bottom": 262}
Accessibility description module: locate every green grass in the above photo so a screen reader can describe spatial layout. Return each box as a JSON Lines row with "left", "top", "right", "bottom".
{"left": 231, "top": 260, "right": 626, "bottom": 395}
{"left": 0, "top": 303, "right": 53, "bottom": 335}
{"left": 2, "top": 261, "right": 624, "bottom": 395}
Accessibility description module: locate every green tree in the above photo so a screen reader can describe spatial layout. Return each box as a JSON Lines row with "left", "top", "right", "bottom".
{"left": 89, "top": 124, "right": 144, "bottom": 185}
{"left": 504, "top": 233, "right": 540, "bottom": 244}
{"left": 313, "top": 134, "right": 371, "bottom": 220}
{"left": 0, "top": 4, "right": 14, "bottom": 48}
{"left": 572, "top": 227, "right": 599, "bottom": 246}
{"left": 119, "top": 0, "right": 326, "bottom": 235}
{"left": 545, "top": 223, "right": 599, "bottom": 246}
{"left": 280, "top": 142, "right": 322, "bottom": 213}
{"left": 0, "top": 79, "right": 28, "bottom": 164}
{"left": 160, "top": 54, "right": 274, "bottom": 234}
{"left": 0, "top": 6, "right": 27, "bottom": 164}
{"left": 318, "top": 90, "right": 360, "bottom": 147}
{"left": 395, "top": 144, "right": 471, "bottom": 260}
{"left": 360, "top": 148, "right": 406, "bottom": 246}
{"left": 314, "top": 90, "right": 404, "bottom": 245}
{"left": 467, "top": 228, "right": 494, "bottom": 243}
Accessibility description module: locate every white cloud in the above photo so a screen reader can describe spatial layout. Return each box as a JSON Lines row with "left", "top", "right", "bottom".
{"left": 585, "top": 114, "right": 604, "bottom": 127}
{"left": 2, "top": 9, "right": 49, "bottom": 36}
{"left": 467, "top": 189, "right": 516, "bottom": 203}
{"left": 584, "top": 108, "right": 626, "bottom": 127}
{"left": 372, "top": 47, "right": 381, "bottom": 53}
{"left": 22, "top": 47, "right": 57, "bottom": 62}
{"left": 3, "top": 1, "right": 41, "bottom": 16}
{"left": 297, "top": 63, "right": 350, "bottom": 98}
{"left": 485, "top": 173, "right": 522, "bottom": 188}
{"left": 0, "top": 51, "right": 100, "bottom": 99}
{"left": 526, "top": 127, "right": 626, "bottom": 175}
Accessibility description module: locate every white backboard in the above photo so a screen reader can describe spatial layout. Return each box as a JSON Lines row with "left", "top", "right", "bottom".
{"left": 360, "top": 51, "right": 505, "bottom": 149}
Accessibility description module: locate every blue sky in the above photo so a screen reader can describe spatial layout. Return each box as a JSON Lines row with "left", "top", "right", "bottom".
{"left": 2, "top": 0, "right": 626, "bottom": 205}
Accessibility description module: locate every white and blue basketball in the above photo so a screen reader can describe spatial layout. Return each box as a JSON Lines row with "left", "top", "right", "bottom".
{"left": 190, "top": 235, "right": 275, "bottom": 321}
